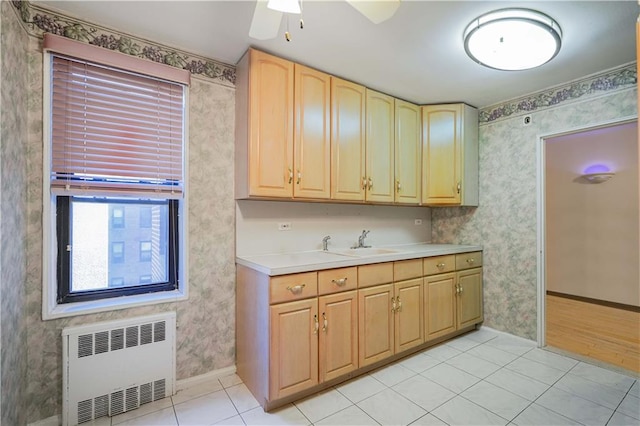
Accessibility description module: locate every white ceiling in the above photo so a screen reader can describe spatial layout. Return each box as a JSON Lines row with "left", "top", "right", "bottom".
{"left": 34, "top": 0, "right": 638, "bottom": 108}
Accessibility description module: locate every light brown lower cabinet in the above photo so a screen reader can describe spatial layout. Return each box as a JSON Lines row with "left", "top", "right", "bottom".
{"left": 318, "top": 290, "right": 358, "bottom": 382}
{"left": 237, "top": 251, "right": 483, "bottom": 411}
{"left": 269, "top": 298, "right": 319, "bottom": 400}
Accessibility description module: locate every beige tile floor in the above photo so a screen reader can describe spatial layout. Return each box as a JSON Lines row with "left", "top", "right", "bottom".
{"left": 85, "top": 329, "right": 640, "bottom": 426}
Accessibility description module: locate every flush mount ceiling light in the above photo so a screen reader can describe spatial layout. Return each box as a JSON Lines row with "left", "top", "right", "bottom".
{"left": 463, "top": 8, "right": 562, "bottom": 71}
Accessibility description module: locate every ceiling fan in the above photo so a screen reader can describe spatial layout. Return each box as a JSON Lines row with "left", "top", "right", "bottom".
{"left": 249, "top": 0, "right": 401, "bottom": 41}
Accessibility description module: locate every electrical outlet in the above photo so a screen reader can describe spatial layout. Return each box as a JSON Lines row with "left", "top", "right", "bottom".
{"left": 414, "top": 219, "right": 423, "bottom": 225}
{"left": 278, "top": 222, "right": 292, "bottom": 231}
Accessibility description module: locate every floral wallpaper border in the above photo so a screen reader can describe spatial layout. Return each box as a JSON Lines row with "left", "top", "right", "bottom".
{"left": 479, "top": 63, "right": 637, "bottom": 124}
{"left": 10, "top": 0, "right": 236, "bottom": 86}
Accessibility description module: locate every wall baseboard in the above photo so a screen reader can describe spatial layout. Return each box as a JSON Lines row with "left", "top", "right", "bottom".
{"left": 176, "top": 365, "right": 237, "bottom": 391}
{"left": 477, "top": 325, "right": 538, "bottom": 346}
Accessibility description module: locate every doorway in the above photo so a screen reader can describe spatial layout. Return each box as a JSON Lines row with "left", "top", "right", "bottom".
{"left": 539, "top": 119, "right": 639, "bottom": 373}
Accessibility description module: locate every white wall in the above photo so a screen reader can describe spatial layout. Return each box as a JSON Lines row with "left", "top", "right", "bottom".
{"left": 236, "top": 200, "right": 431, "bottom": 256}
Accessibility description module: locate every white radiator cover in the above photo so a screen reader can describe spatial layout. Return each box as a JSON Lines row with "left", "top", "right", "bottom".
{"left": 62, "top": 312, "right": 176, "bottom": 426}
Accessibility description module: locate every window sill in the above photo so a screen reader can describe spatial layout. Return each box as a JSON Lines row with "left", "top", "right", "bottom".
{"left": 43, "top": 288, "right": 187, "bottom": 320}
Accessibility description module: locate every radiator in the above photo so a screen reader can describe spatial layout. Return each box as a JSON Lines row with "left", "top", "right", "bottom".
{"left": 62, "top": 312, "right": 176, "bottom": 426}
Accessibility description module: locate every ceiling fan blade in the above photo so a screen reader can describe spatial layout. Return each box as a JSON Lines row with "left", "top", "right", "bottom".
{"left": 249, "top": 0, "right": 283, "bottom": 40}
{"left": 345, "top": 0, "right": 400, "bottom": 24}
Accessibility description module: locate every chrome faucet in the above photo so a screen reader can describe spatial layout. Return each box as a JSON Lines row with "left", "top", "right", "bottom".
{"left": 354, "top": 230, "right": 371, "bottom": 249}
{"left": 322, "top": 235, "right": 331, "bottom": 251}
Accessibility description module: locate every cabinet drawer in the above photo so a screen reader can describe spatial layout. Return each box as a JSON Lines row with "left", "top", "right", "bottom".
{"left": 394, "top": 259, "right": 423, "bottom": 281}
{"left": 270, "top": 272, "right": 318, "bottom": 304}
{"left": 455, "top": 251, "right": 483, "bottom": 270}
{"left": 358, "top": 263, "right": 393, "bottom": 288}
{"left": 318, "top": 267, "right": 358, "bottom": 295}
{"left": 423, "top": 255, "right": 455, "bottom": 276}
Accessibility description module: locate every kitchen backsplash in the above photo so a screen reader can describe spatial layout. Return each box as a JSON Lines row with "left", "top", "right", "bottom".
{"left": 236, "top": 200, "right": 432, "bottom": 256}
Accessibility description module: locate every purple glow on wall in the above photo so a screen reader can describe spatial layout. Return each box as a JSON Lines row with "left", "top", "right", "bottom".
{"left": 583, "top": 164, "right": 612, "bottom": 174}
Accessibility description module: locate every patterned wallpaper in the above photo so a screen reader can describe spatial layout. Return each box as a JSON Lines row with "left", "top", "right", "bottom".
{"left": 1, "top": 2, "right": 29, "bottom": 425}
{"left": 10, "top": 0, "right": 235, "bottom": 87}
{"left": 432, "top": 87, "right": 638, "bottom": 340}
{"left": 21, "top": 24, "right": 237, "bottom": 426}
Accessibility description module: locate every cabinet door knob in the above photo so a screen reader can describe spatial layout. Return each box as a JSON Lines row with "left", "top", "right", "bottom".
{"left": 286, "top": 283, "right": 306, "bottom": 293}
{"left": 396, "top": 296, "right": 402, "bottom": 312}
{"left": 396, "top": 180, "right": 401, "bottom": 192}
{"left": 331, "top": 278, "right": 348, "bottom": 286}
{"left": 457, "top": 182, "right": 461, "bottom": 194}
{"left": 362, "top": 177, "right": 367, "bottom": 190}
{"left": 391, "top": 296, "right": 396, "bottom": 312}
{"left": 322, "top": 312, "right": 328, "bottom": 332}
{"left": 313, "top": 314, "right": 319, "bottom": 334}
{"left": 296, "top": 170, "right": 301, "bottom": 185}
{"left": 288, "top": 168, "right": 293, "bottom": 184}
{"left": 367, "top": 177, "right": 373, "bottom": 190}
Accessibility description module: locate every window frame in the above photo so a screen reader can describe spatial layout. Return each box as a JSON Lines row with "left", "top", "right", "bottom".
{"left": 56, "top": 197, "right": 179, "bottom": 304}
{"left": 42, "top": 47, "right": 189, "bottom": 320}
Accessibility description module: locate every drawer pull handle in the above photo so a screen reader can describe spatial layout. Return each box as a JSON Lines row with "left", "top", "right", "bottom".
{"left": 396, "top": 296, "right": 402, "bottom": 312}
{"left": 391, "top": 296, "right": 397, "bottom": 313}
{"left": 313, "top": 314, "right": 319, "bottom": 334}
{"left": 436, "top": 262, "right": 445, "bottom": 269}
{"left": 288, "top": 168, "right": 293, "bottom": 184}
{"left": 286, "top": 284, "right": 306, "bottom": 293}
{"left": 331, "top": 278, "right": 348, "bottom": 286}
{"left": 368, "top": 177, "right": 373, "bottom": 190}
{"left": 322, "top": 312, "right": 328, "bottom": 332}
{"left": 362, "top": 177, "right": 367, "bottom": 190}
{"left": 466, "top": 258, "right": 475, "bottom": 264}
{"left": 296, "top": 170, "right": 301, "bottom": 185}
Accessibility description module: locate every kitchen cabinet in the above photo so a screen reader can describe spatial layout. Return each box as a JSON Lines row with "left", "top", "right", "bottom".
{"left": 358, "top": 260, "right": 424, "bottom": 367}
{"left": 365, "top": 89, "right": 395, "bottom": 203}
{"left": 270, "top": 298, "right": 319, "bottom": 399}
{"left": 236, "top": 249, "right": 482, "bottom": 411}
{"left": 421, "top": 103, "right": 478, "bottom": 206}
{"left": 330, "top": 77, "right": 366, "bottom": 201}
{"left": 394, "top": 100, "right": 422, "bottom": 204}
{"left": 236, "top": 49, "right": 294, "bottom": 199}
{"left": 317, "top": 266, "right": 359, "bottom": 382}
{"left": 294, "top": 64, "right": 331, "bottom": 199}
{"left": 423, "top": 253, "right": 483, "bottom": 341}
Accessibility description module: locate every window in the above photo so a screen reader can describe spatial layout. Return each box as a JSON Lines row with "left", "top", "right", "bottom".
{"left": 139, "top": 241, "right": 152, "bottom": 262}
{"left": 111, "top": 241, "right": 125, "bottom": 264}
{"left": 139, "top": 206, "right": 152, "bottom": 228}
{"left": 112, "top": 206, "right": 124, "bottom": 228}
{"left": 43, "top": 34, "right": 189, "bottom": 312}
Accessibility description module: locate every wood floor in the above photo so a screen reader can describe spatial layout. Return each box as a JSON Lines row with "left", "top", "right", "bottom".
{"left": 546, "top": 294, "right": 640, "bottom": 373}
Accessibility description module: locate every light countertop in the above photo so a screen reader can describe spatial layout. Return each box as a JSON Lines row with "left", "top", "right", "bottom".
{"left": 236, "top": 243, "right": 483, "bottom": 276}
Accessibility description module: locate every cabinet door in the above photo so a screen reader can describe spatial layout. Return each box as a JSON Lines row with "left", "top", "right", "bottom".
{"left": 422, "top": 105, "right": 462, "bottom": 205}
{"left": 331, "top": 77, "right": 366, "bottom": 201}
{"left": 365, "top": 89, "right": 395, "bottom": 203}
{"left": 395, "top": 100, "right": 421, "bottom": 204}
{"left": 269, "top": 299, "right": 318, "bottom": 399}
{"left": 424, "top": 273, "right": 457, "bottom": 341}
{"left": 358, "top": 284, "right": 394, "bottom": 367}
{"left": 249, "top": 50, "right": 294, "bottom": 197}
{"left": 457, "top": 267, "right": 483, "bottom": 329}
{"left": 394, "top": 278, "right": 424, "bottom": 353}
{"left": 319, "top": 291, "right": 358, "bottom": 382}
{"left": 294, "top": 65, "right": 331, "bottom": 199}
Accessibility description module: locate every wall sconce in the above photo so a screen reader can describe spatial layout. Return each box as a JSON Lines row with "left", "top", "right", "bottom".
{"left": 581, "top": 172, "right": 615, "bottom": 183}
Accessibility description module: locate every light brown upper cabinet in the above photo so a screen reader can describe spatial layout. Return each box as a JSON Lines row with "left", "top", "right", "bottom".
{"left": 331, "top": 77, "right": 366, "bottom": 201}
{"left": 421, "top": 104, "right": 478, "bottom": 206}
{"left": 236, "top": 50, "right": 331, "bottom": 200}
{"left": 236, "top": 49, "right": 294, "bottom": 198}
{"left": 394, "top": 100, "right": 422, "bottom": 204}
{"left": 294, "top": 64, "right": 331, "bottom": 199}
{"left": 365, "top": 89, "right": 395, "bottom": 203}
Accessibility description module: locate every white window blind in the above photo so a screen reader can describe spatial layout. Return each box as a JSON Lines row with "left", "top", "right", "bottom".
{"left": 50, "top": 54, "right": 186, "bottom": 198}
